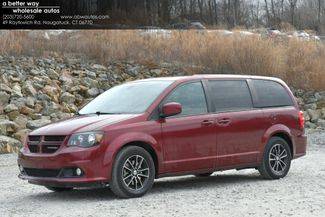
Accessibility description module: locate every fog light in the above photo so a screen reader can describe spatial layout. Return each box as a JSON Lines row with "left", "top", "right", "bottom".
{"left": 76, "top": 168, "right": 82, "bottom": 176}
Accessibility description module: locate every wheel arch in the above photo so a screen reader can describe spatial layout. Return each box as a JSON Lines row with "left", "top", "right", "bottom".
{"left": 270, "top": 132, "right": 294, "bottom": 158}
{"left": 122, "top": 141, "right": 159, "bottom": 177}
{"left": 260, "top": 124, "right": 295, "bottom": 161}
{"left": 103, "top": 132, "right": 163, "bottom": 179}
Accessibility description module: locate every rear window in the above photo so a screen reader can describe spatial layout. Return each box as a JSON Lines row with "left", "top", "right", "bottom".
{"left": 208, "top": 80, "right": 253, "bottom": 112}
{"left": 252, "top": 79, "right": 293, "bottom": 108}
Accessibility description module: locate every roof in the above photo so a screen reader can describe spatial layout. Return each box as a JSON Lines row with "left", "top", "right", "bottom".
{"left": 132, "top": 74, "right": 283, "bottom": 83}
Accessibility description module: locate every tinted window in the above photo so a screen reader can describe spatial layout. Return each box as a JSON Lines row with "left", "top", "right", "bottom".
{"left": 252, "top": 79, "right": 293, "bottom": 107}
{"left": 79, "top": 80, "right": 172, "bottom": 114}
{"left": 165, "top": 82, "right": 207, "bottom": 116}
{"left": 208, "top": 80, "right": 253, "bottom": 112}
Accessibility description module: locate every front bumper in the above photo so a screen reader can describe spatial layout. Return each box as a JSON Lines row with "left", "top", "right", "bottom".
{"left": 17, "top": 145, "right": 111, "bottom": 187}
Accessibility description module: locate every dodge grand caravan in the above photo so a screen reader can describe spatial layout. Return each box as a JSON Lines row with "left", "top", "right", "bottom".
{"left": 18, "top": 75, "right": 307, "bottom": 198}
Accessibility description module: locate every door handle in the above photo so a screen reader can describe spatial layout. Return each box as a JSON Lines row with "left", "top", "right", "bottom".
{"left": 217, "top": 118, "right": 231, "bottom": 125}
{"left": 201, "top": 120, "right": 214, "bottom": 126}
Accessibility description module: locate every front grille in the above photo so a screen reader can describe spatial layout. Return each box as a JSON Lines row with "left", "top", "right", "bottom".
{"left": 42, "top": 145, "right": 61, "bottom": 153}
{"left": 28, "top": 145, "right": 39, "bottom": 153}
{"left": 28, "top": 136, "right": 41, "bottom": 141}
{"left": 44, "top": 136, "right": 66, "bottom": 142}
{"left": 27, "top": 135, "right": 66, "bottom": 154}
{"left": 24, "top": 168, "right": 61, "bottom": 178}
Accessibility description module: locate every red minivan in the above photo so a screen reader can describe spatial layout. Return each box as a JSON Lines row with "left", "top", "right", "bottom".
{"left": 18, "top": 75, "right": 307, "bottom": 198}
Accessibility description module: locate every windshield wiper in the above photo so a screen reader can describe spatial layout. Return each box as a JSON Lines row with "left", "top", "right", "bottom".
{"left": 77, "top": 111, "right": 123, "bottom": 116}
{"left": 95, "top": 111, "right": 122, "bottom": 115}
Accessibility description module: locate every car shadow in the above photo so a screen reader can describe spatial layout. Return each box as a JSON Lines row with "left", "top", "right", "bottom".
{"left": 151, "top": 172, "right": 263, "bottom": 193}
{"left": 24, "top": 172, "right": 263, "bottom": 201}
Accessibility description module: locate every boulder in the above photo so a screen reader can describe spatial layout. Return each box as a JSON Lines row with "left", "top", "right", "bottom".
{"left": 0, "top": 84, "right": 12, "bottom": 93}
{"left": 22, "top": 82, "right": 37, "bottom": 96}
{"left": 92, "top": 64, "right": 106, "bottom": 70}
{"left": 20, "top": 106, "right": 34, "bottom": 116}
{"left": 307, "top": 109, "right": 321, "bottom": 123}
{"left": 321, "top": 108, "right": 325, "bottom": 119}
{"left": 60, "top": 92, "right": 75, "bottom": 104}
{"left": 4, "top": 104, "right": 18, "bottom": 113}
{"left": 0, "top": 120, "right": 19, "bottom": 135}
{"left": 26, "top": 119, "right": 52, "bottom": 130}
{"left": 42, "top": 102, "right": 60, "bottom": 116}
{"left": 305, "top": 121, "right": 317, "bottom": 129}
{"left": 47, "top": 69, "right": 59, "bottom": 79}
{"left": 7, "top": 111, "right": 20, "bottom": 121}
{"left": 13, "top": 129, "right": 31, "bottom": 143}
{"left": 87, "top": 87, "right": 100, "bottom": 97}
{"left": 25, "top": 97, "right": 35, "bottom": 108}
{"left": 82, "top": 77, "right": 99, "bottom": 88}
{"left": 0, "top": 91, "right": 10, "bottom": 106}
{"left": 13, "top": 115, "right": 28, "bottom": 129}
{"left": 30, "top": 69, "right": 40, "bottom": 76}
{"left": 85, "top": 71, "right": 97, "bottom": 79}
{"left": 11, "top": 84, "right": 23, "bottom": 98}
{"left": 316, "top": 100, "right": 325, "bottom": 109}
{"left": 317, "top": 119, "right": 325, "bottom": 128}
{"left": 0, "top": 135, "right": 22, "bottom": 153}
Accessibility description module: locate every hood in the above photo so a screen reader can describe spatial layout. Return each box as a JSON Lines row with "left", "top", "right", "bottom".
{"left": 30, "top": 114, "right": 139, "bottom": 135}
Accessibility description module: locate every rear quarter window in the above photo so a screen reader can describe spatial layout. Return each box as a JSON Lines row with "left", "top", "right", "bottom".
{"left": 252, "top": 79, "right": 293, "bottom": 108}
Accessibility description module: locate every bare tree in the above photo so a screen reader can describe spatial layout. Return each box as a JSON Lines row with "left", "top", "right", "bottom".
{"left": 287, "top": 0, "right": 298, "bottom": 25}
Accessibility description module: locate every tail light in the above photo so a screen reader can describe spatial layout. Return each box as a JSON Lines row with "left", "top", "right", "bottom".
{"left": 298, "top": 111, "right": 305, "bottom": 129}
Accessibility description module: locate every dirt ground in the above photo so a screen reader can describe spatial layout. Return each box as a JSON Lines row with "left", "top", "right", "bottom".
{"left": 1, "top": 130, "right": 324, "bottom": 217}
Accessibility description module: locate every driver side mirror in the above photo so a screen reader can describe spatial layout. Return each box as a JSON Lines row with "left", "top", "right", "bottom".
{"left": 160, "top": 102, "right": 182, "bottom": 118}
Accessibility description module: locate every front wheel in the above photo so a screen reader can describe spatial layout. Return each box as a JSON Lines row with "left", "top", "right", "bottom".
{"left": 258, "top": 137, "right": 292, "bottom": 179}
{"left": 109, "top": 146, "right": 155, "bottom": 198}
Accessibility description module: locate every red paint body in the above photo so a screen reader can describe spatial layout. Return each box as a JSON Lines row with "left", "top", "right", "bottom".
{"left": 18, "top": 75, "right": 307, "bottom": 187}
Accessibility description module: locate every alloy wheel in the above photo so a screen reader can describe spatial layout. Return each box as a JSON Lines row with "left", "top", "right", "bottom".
{"left": 268, "top": 143, "right": 289, "bottom": 175}
{"left": 122, "top": 155, "right": 150, "bottom": 191}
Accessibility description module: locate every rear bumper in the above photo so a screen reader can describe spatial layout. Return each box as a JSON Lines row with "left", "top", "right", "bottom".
{"left": 293, "top": 133, "right": 307, "bottom": 159}
{"left": 17, "top": 146, "right": 111, "bottom": 187}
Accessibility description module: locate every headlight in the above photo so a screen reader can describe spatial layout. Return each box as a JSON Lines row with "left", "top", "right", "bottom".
{"left": 68, "top": 132, "right": 104, "bottom": 148}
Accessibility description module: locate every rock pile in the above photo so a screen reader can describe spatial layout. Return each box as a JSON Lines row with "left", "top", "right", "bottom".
{"left": 0, "top": 55, "right": 324, "bottom": 153}
{"left": 0, "top": 55, "right": 183, "bottom": 153}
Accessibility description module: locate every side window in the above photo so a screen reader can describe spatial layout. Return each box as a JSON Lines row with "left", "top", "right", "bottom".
{"left": 165, "top": 82, "right": 208, "bottom": 116}
{"left": 208, "top": 80, "right": 253, "bottom": 112}
{"left": 252, "top": 80, "right": 293, "bottom": 107}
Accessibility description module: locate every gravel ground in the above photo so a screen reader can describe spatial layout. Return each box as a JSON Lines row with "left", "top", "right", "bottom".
{"left": 1, "top": 130, "right": 324, "bottom": 217}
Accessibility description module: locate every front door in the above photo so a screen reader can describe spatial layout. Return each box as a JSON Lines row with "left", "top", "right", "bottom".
{"left": 161, "top": 81, "right": 217, "bottom": 173}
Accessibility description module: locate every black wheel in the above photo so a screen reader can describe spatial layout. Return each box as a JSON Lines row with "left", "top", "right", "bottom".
{"left": 109, "top": 146, "right": 155, "bottom": 198}
{"left": 45, "top": 186, "right": 73, "bottom": 192}
{"left": 258, "top": 137, "right": 292, "bottom": 179}
{"left": 195, "top": 172, "right": 213, "bottom": 177}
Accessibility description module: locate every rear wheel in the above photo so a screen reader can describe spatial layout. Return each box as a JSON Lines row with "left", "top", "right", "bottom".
{"left": 45, "top": 186, "right": 73, "bottom": 192}
{"left": 109, "top": 146, "right": 155, "bottom": 198}
{"left": 258, "top": 137, "right": 292, "bottom": 179}
{"left": 195, "top": 172, "right": 213, "bottom": 177}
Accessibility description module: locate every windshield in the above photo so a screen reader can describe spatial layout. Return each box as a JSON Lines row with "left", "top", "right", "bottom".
{"left": 79, "top": 80, "right": 173, "bottom": 114}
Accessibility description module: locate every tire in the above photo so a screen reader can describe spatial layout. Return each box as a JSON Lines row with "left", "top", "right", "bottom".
{"left": 258, "top": 136, "right": 292, "bottom": 179}
{"left": 195, "top": 172, "right": 213, "bottom": 177}
{"left": 45, "top": 186, "right": 73, "bottom": 192}
{"left": 109, "top": 146, "right": 155, "bottom": 198}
